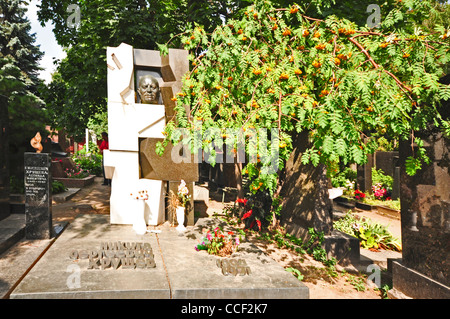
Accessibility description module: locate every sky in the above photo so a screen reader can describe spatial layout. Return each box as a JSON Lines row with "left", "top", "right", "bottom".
{"left": 26, "top": 0, "right": 66, "bottom": 83}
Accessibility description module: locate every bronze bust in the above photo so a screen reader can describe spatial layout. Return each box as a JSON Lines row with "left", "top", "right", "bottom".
{"left": 137, "top": 75, "right": 160, "bottom": 104}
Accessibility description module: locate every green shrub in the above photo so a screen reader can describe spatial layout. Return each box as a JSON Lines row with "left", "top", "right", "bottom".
{"left": 333, "top": 212, "right": 401, "bottom": 251}
{"left": 72, "top": 152, "right": 102, "bottom": 176}
{"left": 52, "top": 180, "right": 67, "bottom": 194}
{"left": 371, "top": 168, "right": 393, "bottom": 190}
{"left": 331, "top": 167, "right": 357, "bottom": 189}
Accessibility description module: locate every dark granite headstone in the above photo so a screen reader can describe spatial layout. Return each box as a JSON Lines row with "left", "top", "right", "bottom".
{"left": 356, "top": 152, "right": 374, "bottom": 193}
{"left": 0, "top": 99, "right": 10, "bottom": 221}
{"left": 24, "top": 152, "right": 52, "bottom": 239}
{"left": 392, "top": 130, "right": 450, "bottom": 298}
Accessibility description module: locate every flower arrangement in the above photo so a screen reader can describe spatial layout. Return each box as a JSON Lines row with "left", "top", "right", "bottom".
{"left": 195, "top": 227, "right": 240, "bottom": 257}
{"left": 177, "top": 179, "right": 190, "bottom": 207}
{"left": 354, "top": 189, "right": 366, "bottom": 201}
{"left": 130, "top": 190, "right": 149, "bottom": 200}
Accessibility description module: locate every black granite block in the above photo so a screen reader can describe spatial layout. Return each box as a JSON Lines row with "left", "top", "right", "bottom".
{"left": 24, "top": 152, "right": 52, "bottom": 239}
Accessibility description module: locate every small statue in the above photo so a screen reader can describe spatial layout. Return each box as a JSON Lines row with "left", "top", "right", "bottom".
{"left": 30, "top": 132, "right": 43, "bottom": 153}
{"left": 137, "top": 75, "right": 160, "bottom": 104}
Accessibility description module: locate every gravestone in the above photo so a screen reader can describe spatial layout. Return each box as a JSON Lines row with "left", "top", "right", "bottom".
{"left": 391, "top": 128, "right": 450, "bottom": 298}
{"left": 0, "top": 99, "right": 10, "bottom": 221}
{"left": 24, "top": 152, "right": 52, "bottom": 239}
{"left": 357, "top": 152, "right": 374, "bottom": 193}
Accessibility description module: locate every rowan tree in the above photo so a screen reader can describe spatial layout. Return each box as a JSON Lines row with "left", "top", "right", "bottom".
{"left": 159, "top": 0, "right": 450, "bottom": 196}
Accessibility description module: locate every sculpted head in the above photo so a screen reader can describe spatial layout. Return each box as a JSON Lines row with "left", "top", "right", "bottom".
{"left": 137, "top": 75, "right": 160, "bottom": 104}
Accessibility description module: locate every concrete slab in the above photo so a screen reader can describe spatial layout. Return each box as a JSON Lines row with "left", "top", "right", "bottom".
{"left": 10, "top": 215, "right": 170, "bottom": 299}
{"left": 53, "top": 188, "right": 80, "bottom": 203}
{"left": 159, "top": 218, "right": 309, "bottom": 299}
{"left": 10, "top": 215, "right": 309, "bottom": 299}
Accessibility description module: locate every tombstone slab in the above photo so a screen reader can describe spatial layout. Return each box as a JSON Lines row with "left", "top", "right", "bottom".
{"left": 24, "top": 152, "right": 52, "bottom": 239}
{"left": 10, "top": 215, "right": 309, "bottom": 299}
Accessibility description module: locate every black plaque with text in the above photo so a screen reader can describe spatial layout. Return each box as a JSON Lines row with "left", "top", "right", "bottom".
{"left": 24, "top": 152, "right": 52, "bottom": 239}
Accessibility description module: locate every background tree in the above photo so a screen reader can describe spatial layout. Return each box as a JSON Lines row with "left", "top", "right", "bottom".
{"left": 37, "top": 0, "right": 251, "bottom": 139}
{"left": 0, "top": 0, "right": 47, "bottom": 184}
{"left": 160, "top": 0, "right": 449, "bottom": 205}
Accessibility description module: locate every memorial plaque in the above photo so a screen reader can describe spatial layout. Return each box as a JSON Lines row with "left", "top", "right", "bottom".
{"left": 24, "top": 152, "right": 52, "bottom": 239}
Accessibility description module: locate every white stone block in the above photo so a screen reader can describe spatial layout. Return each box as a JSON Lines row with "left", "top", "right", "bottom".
{"left": 328, "top": 188, "right": 344, "bottom": 200}
{"left": 108, "top": 102, "right": 165, "bottom": 151}
{"left": 108, "top": 151, "right": 165, "bottom": 225}
{"left": 107, "top": 43, "right": 135, "bottom": 105}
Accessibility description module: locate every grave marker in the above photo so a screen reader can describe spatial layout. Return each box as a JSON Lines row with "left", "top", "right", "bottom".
{"left": 24, "top": 152, "right": 52, "bottom": 239}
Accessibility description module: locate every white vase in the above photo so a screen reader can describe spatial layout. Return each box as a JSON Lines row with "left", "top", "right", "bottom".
{"left": 176, "top": 206, "right": 186, "bottom": 232}
{"left": 133, "top": 200, "right": 147, "bottom": 235}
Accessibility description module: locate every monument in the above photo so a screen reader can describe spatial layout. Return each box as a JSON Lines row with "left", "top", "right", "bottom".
{"left": 103, "top": 43, "right": 198, "bottom": 227}
{"left": 24, "top": 132, "right": 52, "bottom": 239}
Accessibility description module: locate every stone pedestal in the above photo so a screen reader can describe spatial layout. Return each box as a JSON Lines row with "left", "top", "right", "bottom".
{"left": 24, "top": 152, "right": 52, "bottom": 239}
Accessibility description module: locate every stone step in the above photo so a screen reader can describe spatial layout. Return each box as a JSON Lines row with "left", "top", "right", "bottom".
{"left": 0, "top": 214, "right": 25, "bottom": 255}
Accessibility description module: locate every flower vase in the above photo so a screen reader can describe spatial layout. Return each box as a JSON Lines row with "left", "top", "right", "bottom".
{"left": 133, "top": 200, "right": 147, "bottom": 235}
{"left": 176, "top": 206, "right": 186, "bottom": 232}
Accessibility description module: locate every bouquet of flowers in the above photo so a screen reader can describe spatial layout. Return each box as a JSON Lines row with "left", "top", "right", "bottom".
{"left": 195, "top": 227, "right": 240, "bottom": 257}
{"left": 177, "top": 179, "right": 190, "bottom": 207}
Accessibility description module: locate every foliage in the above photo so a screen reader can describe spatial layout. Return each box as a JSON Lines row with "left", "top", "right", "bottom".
{"left": 37, "top": 0, "right": 250, "bottom": 138}
{"left": 371, "top": 167, "right": 393, "bottom": 190}
{"left": 363, "top": 196, "right": 401, "bottom": 211}
{"left": 1, "top": 0, "right": 47, "bottom": 176}
{"left": 160, "top": 0, "right": 450, "bottom": 198}
{"left": 333, "top": 211, "right": 402, "bottom": 251}
{"left": 285, "top": 267, "right": 304, "bottom": 281}
{"left": 72, "top": 143, "right": 103, "bottom": 176}
{"left": 87, "top": 111, "right": 108, "bottom": 140}
{"left": 346, "top": 273, "right": 366, "bottom": 292}
{"left": 195, "top": 226, "right": 241, "bottom": 257}
{"left": 72, "top": 152, "right": 103, "bottom": 176}
{"left": 52, "top": 180, "right": 67, "bottom": 194}
{"left": 9, "top": 175, "right": 24, "bottom": 194}
{"left": 330, "top": 167, "right": 356, "bottom": 188}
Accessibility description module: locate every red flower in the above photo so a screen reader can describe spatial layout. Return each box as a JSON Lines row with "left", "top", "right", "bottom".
{"left": 242, "top": 209, "right": 253, "bottom": 220}
{"left": 256, "top": 220, "right": 261, "bottom": 231}
{"left": 236, "top": 198, "right": 248, "bottom": 205}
